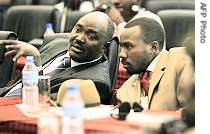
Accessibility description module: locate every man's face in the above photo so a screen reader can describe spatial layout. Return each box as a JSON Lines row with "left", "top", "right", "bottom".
{"left": 112, "top": 0, "right": 139, "bottom": 21}
{"left": 120, "top": 25, "right": 154, "bottom": 74}
{"left": 68, "top": 13, "right": 109, "bottom": 62}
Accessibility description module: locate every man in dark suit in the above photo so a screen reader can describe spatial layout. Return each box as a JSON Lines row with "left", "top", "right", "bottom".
{"left": 0, "top": 11, "right": 115, "bottom": 104}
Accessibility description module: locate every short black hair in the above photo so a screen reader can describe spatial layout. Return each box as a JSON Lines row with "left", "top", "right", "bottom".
{"left": 125, "top": 17, "right": 165, "bottom": 49}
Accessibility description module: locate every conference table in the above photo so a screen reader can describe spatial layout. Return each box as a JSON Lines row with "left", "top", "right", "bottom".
{"left": 0, "top": 97, "right": 181, "bottom": 134}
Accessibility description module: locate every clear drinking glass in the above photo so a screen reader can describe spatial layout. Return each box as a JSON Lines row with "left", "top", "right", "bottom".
{"left": 38, "top": 75, "right": 51, "bottom": 108}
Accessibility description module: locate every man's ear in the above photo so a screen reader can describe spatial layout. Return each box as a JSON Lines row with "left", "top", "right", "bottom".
{"left": 104, "top": 41, "right": 110, "bottom": 49}
{"left": 150, "top": 41, "right": 160, "bottom": 53}
{"left": 102, "top": 41, "right": 110, "bottom": 56}
{"left": 104, "top": 37, "right": 119, "bottom": 56}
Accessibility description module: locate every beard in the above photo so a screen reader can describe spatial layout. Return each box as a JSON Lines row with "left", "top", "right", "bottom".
{"left": 121, "top": 58, "right": 147, "bottom": 75}
{"left": 126, "top": 65, "right": 145, "bottom": 75}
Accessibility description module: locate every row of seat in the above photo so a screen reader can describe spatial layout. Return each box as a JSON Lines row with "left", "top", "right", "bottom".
{"left": 0, "top": 5, "right": 87, "bottom": 45}
{"left": 142, "top": 0, "right": 195, "bottom": 50}
{"left": 157, "top": 9, "right": 195, "bottom": 50}
{"left": 0, "top": 0, "right": 59, "bottom": 6}
{"left": 0, "top": 8, "right": 195, "bottom": 85}
{"left": 0, "top": 0, "right": 195, "bottom": 86}
{"left": 0, "top": 31, "right": 18, "bottom": 87}
{"left": 143, "top": 0, "right": 195, "bottom": 13}
{"left": 0, "top": 8, "right": 195, "bottom": 49}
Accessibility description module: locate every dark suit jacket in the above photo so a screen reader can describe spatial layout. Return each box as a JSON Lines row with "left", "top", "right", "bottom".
{"left": 1, "top": 38, "right": 111, "bottom": 104}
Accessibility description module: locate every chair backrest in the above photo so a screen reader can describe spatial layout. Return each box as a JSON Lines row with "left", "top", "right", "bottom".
{"left": 10, "top": 0, "right": 32, "bottom": 5}
{"left": 64, "top": 11, "right": 87, "bottom": 33}
{"left": 40, "top": 33, "right": 69, "bottom": 52}
{"left": 0, "top": 12, "right": 3, "bottom": 30}
{"left": 10, "top": 0, "right": 59, "bottom": 5}
{"left": 3, "top": 5, "right": 61, "bottom": 42}
{"left": 145, "top": 0, "right": 195, "bottom": 13}
{"left": 0, "top": 30, "right": 17, "bottom": 40}
{"left": 32, "top": 0, "right": 58, "bottom": 5}
{"left": 157, "top": 9, "right": 195, "bottom": 50}
{"left": 106, "top": 37, "right": 120, "bottom": 91}
{"left": 0, "top": 1, "right": 10, "bottom": 30}
{"left": 0, "top": 31, "right": 18, "bottom": 88}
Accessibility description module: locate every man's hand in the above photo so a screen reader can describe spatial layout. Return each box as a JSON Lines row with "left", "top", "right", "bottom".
{"left": 1, "top": 40, "right": 41, "bottom": 66}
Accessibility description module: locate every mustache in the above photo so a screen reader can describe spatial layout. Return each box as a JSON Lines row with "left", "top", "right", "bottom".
{"left": 121, "top": 58, "right": 130, "bottom": 66}
{"left": 70, "top": 41, "right": 85, "bottom": 50}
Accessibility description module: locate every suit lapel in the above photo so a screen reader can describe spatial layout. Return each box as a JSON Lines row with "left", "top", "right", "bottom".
{"left": 42, "top": 51, "right": 67, "bottom": 65}
{"left": 128, "top": 75, "right": 141, "bottom": 102}
{"left": 40, "top": 39, "right": 68, "bottom": 65}
{"left": 148, "top": 50, "right": 168, "bottom": 102}
{"left": 51, "top": 65, "right": 79, "bottom": 80}
{"left": 116, "top": 74, "right": 141, "bottom": 103}
{"left": 50, "top": 55, "right": 105, "bottom": 82}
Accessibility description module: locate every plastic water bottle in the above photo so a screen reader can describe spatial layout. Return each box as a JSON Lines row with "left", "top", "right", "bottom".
{"left": 61, "top": 84, "right": 85, "bottom": 134}
{"left": 38, "top": 112, "right": 59, "bottom": 134}
{"left": 43, "top": 23, "right": 55, "bottom": 38}
{"left": 22, "top": 56, "right": 39, "bottom": 106}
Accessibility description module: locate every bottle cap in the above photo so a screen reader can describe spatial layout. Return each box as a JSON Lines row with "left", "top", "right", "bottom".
{"left": 67, "top": 84, "right": 79, "bottom": 92}
{"left": 46, "top": 23, "right": 53, "bottom": 29}
{"left": 26, "top": 56, "right": 34, "bottom": 64}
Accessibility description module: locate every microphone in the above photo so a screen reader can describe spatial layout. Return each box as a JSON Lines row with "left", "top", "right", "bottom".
{"left": 133, "top": 102, "right": 143, "bottom": 112}
{"left": 111, "top": 102, "right": 131, "bottom": 120}
{"left": 118, "top": 102, "right": 131, "bottom": 120}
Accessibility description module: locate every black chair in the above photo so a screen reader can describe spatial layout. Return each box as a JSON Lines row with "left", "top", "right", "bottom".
{"left": 0, "top": 31, "right": 18, "bottom": 88}
{"left": 64, "top": 11, "right": 87, "bottom": 33}
{"left": 10, "top": 0, "right": 32, "bottom": 5}
{"left": 40, "top": 33, "right": 69, "bottom": 53}
{"left": 0, "top": 12, "right": 3, "bottom": 30}
{"left": 11, "top": 0, "right": 60, "bottom": 5}
{"left": 2, "top": 5, "right": 61, "bottom": 42}
{"left": 0, "top": 4, "right": 9, "bottom": 30}
{"left": 0, "top": 30, "right": 17, "bottom": 40}
{"left": 41, "top": 33, "right": 69, "bottom": 48}
{"left": 32, "top": 0, "right": 59, "bottom": 5}
{"left": 106, "top": 37, "right": 120, "bottom": 91}
{"left": 145, "top": 0, "right": 195, "bottom": 13}
{"left": 157, "top": 9, "right": 195, "bottom": 50}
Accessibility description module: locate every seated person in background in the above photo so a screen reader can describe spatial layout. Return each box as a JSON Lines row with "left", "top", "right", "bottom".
{"left": 116, "top": 17, "right": 194, "bottom": 110}
{"left": 95, "top": 0, "right": 153, "bottom": 36}
{"left": 180, "top": 29, "right": 195, "bottom": 129}
{"left": 0, "top": 11, "right": 115, "bottom": 104}
{"left": 94, "top": 0, "right": 144, "bottom": 25}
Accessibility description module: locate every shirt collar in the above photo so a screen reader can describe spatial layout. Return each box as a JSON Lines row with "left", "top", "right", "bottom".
{"left": 63, "top": 52, "right": 70, "bottom": 58}
{"left": 71, "top": 56, "right": 102, "bottom": 67}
